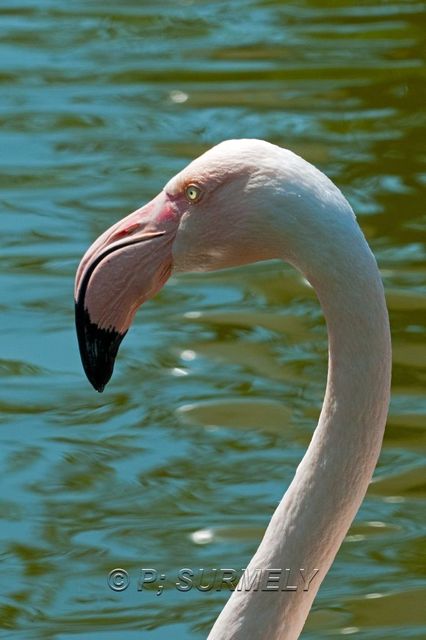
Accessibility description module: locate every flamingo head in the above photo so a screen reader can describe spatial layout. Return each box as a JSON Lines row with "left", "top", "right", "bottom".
{"left": 75, "top": 139, "right": 352, "bottom": 391}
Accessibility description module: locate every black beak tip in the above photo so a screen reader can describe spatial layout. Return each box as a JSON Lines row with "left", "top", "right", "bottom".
{"left": 75, "top": 303, "right": 127, "bottom": 392}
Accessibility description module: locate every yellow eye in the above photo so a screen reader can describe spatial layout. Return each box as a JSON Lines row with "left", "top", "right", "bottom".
{"left": 185, "top": 184, "right": 202, "bottom": 203}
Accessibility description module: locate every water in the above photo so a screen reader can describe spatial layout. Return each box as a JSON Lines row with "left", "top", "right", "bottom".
{"left": 1, "top": 1, "right": 425, "bottom": 638}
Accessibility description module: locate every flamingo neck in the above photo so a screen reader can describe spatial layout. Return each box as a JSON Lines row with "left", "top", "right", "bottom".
{"left": 208, "top": 221, "right": 391, "bottom": 639}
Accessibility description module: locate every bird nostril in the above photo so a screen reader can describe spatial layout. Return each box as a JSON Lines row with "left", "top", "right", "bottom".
{"left": 111, "top": 223, "right": 140, "bottom": 241}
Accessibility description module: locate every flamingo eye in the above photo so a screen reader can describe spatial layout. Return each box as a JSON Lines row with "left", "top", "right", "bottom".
{"left": 185, "top": 184, "right": 202, "bottom": 203}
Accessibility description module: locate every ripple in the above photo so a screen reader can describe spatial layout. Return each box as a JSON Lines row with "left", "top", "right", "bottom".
{"left": 177, "top": 397, "right": 293, "bottom": 433}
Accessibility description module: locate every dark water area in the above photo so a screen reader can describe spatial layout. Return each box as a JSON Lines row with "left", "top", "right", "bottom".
{"left": 0, "top": 1, "right": 425, "bottom": 638}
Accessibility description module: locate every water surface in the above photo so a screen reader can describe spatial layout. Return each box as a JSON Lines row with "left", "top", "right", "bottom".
{"left": 0, "top": 1, "right": 425, "bottom": 638}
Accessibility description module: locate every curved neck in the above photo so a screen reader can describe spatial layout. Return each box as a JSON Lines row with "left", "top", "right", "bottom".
{"left": 208, "top": 226, "right": 391, "bottom": 639}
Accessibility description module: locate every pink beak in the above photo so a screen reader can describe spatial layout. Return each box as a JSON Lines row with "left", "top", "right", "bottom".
{"left": 75, "top": 191, "right": 180, "bottom": 392}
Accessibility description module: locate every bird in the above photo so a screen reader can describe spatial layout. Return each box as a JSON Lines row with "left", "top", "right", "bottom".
{"left": 74, "top": 139, "right": 391, "bottom": 639}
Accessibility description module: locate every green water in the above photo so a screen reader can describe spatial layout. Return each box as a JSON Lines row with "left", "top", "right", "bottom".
{"left": 1, "top": 1, "right": 425, "bottom": 638}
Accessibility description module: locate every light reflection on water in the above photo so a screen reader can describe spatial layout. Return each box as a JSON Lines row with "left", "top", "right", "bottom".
{"left": 0, "top": 0, "right": 425, "bottom": 638}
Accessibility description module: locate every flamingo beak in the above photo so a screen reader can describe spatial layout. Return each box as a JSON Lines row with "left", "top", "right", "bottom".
{"left": 74, "top": 191, "right": 179, "bottom": 392}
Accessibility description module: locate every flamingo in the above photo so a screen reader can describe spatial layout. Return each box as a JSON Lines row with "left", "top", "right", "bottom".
{"left": 74, "top": 139, "right": 391, "bottom": 639}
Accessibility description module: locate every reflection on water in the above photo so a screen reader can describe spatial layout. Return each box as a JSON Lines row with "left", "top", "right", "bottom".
{"left": 0, "top": 0, "right": 425, "bottom": 638}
